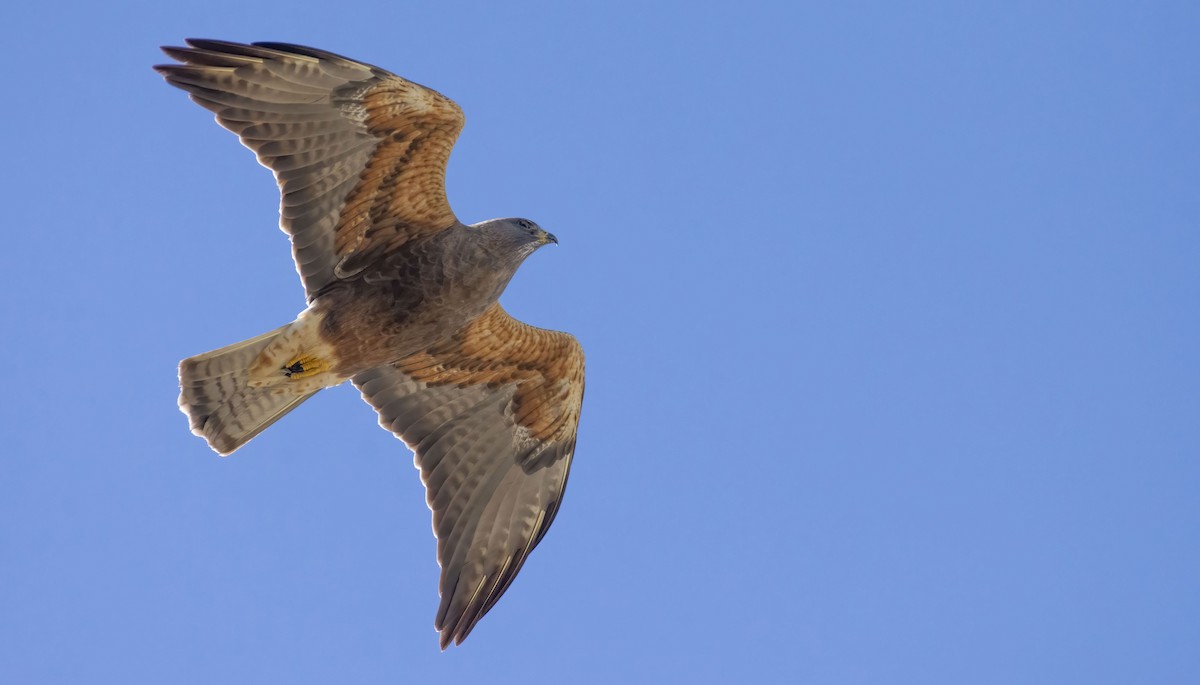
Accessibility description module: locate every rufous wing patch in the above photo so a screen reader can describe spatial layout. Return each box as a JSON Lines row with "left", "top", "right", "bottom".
{"left": 394, "top": 304, "right": 584, "bottom": 444}
{"left": 332, "top": 78, "right": 464, "bottom": 274}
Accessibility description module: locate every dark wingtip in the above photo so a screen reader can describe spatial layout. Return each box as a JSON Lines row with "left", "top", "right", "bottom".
{"left": 159, "top": 45, "right": 192, "bottom": 62}
{"left": 183, "top": 37, "right": 237, "bottom": 51}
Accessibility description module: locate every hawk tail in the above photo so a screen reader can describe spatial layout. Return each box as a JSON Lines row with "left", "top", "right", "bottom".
{"left": 178, "top": 325, "right": 318, "bottom": 455}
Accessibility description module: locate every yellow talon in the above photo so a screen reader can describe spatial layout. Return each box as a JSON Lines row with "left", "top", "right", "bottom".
{"left": 282, "top": 354, "right": 330, "bottom": 379}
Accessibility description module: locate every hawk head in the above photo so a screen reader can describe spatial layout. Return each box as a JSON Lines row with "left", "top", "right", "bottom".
{"left": 476, "top": 217, "right": 558, "bottom": 261}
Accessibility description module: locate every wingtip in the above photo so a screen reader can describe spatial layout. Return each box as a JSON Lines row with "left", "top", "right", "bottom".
{"left": 158, "top": 45, "right": 193, "bottom": 62}
{"left": 183, "top": 37, "right": 232, "bottom": 50}
{"left": 435, "top": 617, "right": 473, "bottom": 651}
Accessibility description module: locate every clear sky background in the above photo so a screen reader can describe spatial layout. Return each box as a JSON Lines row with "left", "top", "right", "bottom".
{"left": 2, "top": 1, "right": 1197, "bottom": 682}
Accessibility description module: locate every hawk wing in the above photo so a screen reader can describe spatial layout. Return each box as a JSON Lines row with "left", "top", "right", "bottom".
{"left": 353, "top": 304, "right": 585, "bottom": 649}
{"left": 155, "top": 39, "right": 465, "bottom": 298}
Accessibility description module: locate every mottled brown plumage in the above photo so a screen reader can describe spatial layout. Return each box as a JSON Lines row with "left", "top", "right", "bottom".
{"left": 397, "top": 304, "right": 585, "bottom": 444}
{"left": 157, "top": 39, "right": 584, "bottom": 649}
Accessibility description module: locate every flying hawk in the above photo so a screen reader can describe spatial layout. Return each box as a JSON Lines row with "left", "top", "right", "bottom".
{"left": 155, "top": 39, "right": 584, "bottom": 649}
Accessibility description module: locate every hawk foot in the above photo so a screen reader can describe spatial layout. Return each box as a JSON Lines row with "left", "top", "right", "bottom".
{"left": 282, "top": 354, "right": 329, "bottom": 379}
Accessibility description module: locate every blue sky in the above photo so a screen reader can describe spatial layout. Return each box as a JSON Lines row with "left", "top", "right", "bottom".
{"left": 2, "top": 1, "right": 1197, "bottom": 682}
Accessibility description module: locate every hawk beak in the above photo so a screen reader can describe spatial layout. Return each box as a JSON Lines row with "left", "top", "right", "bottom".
{"left": 542, "top": 231, "right": 558, "bottom": 245}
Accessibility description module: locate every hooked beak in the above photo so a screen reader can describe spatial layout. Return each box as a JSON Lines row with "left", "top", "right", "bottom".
{"left": 540, "top": 230, "right": 558, "bottom": 246}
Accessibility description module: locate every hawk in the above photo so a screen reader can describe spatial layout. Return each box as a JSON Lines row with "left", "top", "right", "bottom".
{"left": 155, "top": 39, "right": 584, "bottom": 649}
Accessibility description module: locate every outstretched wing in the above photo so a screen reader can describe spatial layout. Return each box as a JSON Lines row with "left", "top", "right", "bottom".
{"left": 353, "top": 304, "right": 585, "bottom": 649}
{"left": 155, "top": 39, "right": 465, "bottom": 298}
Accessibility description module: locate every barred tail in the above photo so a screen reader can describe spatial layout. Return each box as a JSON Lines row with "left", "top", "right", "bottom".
{"left": 178, "top": 325, "right": 318, "bottom": 455}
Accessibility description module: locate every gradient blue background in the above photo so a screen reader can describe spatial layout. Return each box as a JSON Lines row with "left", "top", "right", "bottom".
{"left": 3, "top": 2, "right": 1197, "bottom": 682}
